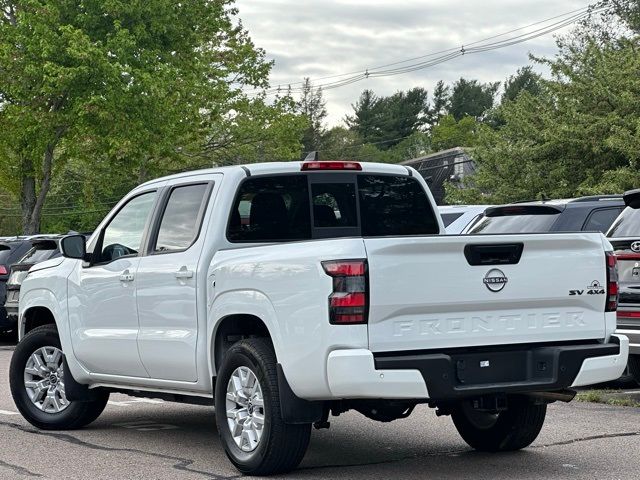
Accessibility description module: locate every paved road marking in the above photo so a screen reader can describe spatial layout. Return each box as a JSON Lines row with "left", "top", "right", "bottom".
{"left": 0, "top": 409, "right": 19, "bottom": 416}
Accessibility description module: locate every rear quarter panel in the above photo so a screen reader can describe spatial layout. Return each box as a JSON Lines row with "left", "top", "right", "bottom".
{"left": 209, "top": 238, "right": 369, "bottom": 399}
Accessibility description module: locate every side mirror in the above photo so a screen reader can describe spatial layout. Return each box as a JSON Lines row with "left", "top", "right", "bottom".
{"left": 623, "top": 188, "right": 640, "bottom": 209}
{"left": 60, "top": 235, "right": 86, "bottom": 260}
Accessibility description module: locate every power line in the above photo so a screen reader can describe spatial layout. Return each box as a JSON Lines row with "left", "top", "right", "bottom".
{"left": 244, "top": 4, "right": 606, "bottom": 97}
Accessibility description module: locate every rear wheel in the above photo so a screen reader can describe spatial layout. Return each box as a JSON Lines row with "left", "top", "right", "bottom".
{"left": 9, "top": 325, "right": 109, "bottom": 430}
{"left": 215, "top": 338, "right": 311, "bottom": 476}
{"left": 629, "top": 355, "right": 640, "bottom": 385}
{"left": 451, "top": 396, "right": 546, "bottom": 452}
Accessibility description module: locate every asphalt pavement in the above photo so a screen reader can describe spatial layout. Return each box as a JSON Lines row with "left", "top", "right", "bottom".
{"left": 0, "top": 339, "right": 639, "bottom": 480}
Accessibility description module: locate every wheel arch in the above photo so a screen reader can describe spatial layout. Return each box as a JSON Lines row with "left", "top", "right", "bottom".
{"left": 208, "top": 290, "right": 284, "bottom": 380}
{"left": 22, "top": 306, "right": 57, "bottom": 336}
{"left": 19, "top": 289, "right": 64, "bottom": 340}
{"left": 211, "top": 313, "right": 272, "bottom": 376}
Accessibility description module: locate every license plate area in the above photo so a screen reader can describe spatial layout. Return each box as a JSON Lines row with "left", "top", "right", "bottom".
{"left": 453, "top": 350, "right": 548, "bottom": 386}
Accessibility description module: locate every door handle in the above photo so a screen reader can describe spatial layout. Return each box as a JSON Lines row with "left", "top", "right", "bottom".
{"left": 120, "top": 270, "right": 135, "bottom": 282}
{"left": 175, "top": 267, "right": 194, "bottom": 279}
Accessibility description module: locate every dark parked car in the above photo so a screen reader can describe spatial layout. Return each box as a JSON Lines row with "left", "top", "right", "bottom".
{"left": 607, "top": 189, "right": 640, "bottom": 383}
{"left": 467, "top": 195, "right": 626, "bottom": 234}
{"left": 3, "top": 237, "right": 62, "bottom": 328}
{"left": 0, "top": 237, "right": 37, "bottom": 338}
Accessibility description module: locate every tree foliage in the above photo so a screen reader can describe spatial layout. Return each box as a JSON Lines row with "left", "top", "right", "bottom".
{"left": 0, "top": 0, "right": 304, "bottom": 234}
{"left": 297, "top": 78, "right": 327, "bottom": 155}
{"left": 502, "top": 66, "right": 542, "bottom": 104}
{"left": 447, "top": 8, "right": 640, "bottom": 204}
{"left": 431, "top": 115, "right": 481, "bottom": 152}
{"left": 345, "top": 87, "right": 429, "bottom": 149}
{"left": 449, "top": 78, "right": 500, "bottom": 121}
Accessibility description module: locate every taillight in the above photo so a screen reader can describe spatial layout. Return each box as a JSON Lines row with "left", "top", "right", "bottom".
{"left": 617, "top": 311, "right": 640, "bottom": 318}
{"left": 322, "top": 259, "right": 368, "bottom": 324}
{"left": 301, "top": 161, "right": 362, "bottom": 171}
{"left": 605, "top": 251, "right": 618, "bottom": 312}
{"left": 0, "top": 265, "right": 7, "bottom": 275}
{"left": 614, "top": 253, "right": 640, "bottom": 261}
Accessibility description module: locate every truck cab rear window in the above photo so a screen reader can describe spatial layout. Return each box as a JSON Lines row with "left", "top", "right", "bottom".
{"left": 227, "top": 173, "right": 438, "bottom": 242}
{"left": 358, "top": 175, "right": 439, "bottom": 236}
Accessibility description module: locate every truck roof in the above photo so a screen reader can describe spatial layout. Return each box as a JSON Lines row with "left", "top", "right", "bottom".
{"left": 138, "top": 161, "right": 412, "bottom": 189}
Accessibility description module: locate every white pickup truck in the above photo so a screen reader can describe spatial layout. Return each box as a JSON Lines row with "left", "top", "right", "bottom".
{"left": 10, "top": 161, "right": 629, "bottom": 476}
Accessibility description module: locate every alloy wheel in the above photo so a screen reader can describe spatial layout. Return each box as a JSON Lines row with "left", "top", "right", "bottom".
{"left": 23, "top": 346, "right": 69, "bottom": 414}
{"left": 225, "top": 366, "right": 265, "bottom": 452}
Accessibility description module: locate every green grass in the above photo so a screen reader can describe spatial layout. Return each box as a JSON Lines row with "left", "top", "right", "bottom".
{"left": 576, "top": 390, "right": 640, "bottom": 408}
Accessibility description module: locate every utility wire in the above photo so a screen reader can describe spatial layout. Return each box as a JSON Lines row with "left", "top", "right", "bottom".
{"left": 244, "top": 5, "right": 606, "bottom": 97}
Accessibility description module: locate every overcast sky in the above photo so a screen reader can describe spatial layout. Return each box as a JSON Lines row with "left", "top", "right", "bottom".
{"left": 237, "top": 0, "right": 592, "bottom": 126}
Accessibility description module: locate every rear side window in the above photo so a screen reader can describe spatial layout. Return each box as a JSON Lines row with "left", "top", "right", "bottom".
{"left": 154, "top": 184, "right": 209, "bottom": 252}
{"left": 358, "top": 175, "right": 439, "bottom": 236}
{"left": 582, "top": 208, "right": 624, "bottom": 233}
{"left": 228, "top": 176, "right": 311, "bottom": 242}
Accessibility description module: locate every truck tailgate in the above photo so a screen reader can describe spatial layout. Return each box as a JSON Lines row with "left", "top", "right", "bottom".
{"left": 365, "top": 233, "right": 609, "bottom": 352}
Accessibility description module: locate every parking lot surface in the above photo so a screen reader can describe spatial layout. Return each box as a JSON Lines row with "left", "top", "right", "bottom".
{"left": 1, "top": 341, "right": 639, "bottom": 480}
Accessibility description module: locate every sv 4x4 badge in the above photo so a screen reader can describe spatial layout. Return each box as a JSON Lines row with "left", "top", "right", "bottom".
{"left": 569, "top": 280, "right": 605, "bottom": 296}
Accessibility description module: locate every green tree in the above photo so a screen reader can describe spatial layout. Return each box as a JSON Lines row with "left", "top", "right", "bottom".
{"left": 319, "top": 126, "right": 363, "bottom": 160}
{"left": 346, "top": 87, "right": 429, "bottom": 149}
{"left": 431, "top": 115, "right": 481, "bottom": 151}
{"left": 345, "top": 89, "right": 380, "bottom": 143}
{"left": 449, "top": 78, "right": 500, "bottom": 121}
{"left": 297, "top": 78, "right": 327, "bottom": 155}
{"left": 0, "top": 0, "right": 272, "bottom": 234}
{"left": 427, "top": 80, "right": 450, "bottom": 128}
{"left": 502, "top": 66, "right": 542, "bottom": 104}
{"left": 375, "top": 87, "right": 429, "bottom": 148}
{"left": 447, "top": 11, "right": 640, "bottom": 204}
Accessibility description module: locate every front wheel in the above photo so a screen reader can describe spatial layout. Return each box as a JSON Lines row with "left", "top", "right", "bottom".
{"left": 451, "top": 396, "right": 546, "bottom": 452}
{"left": 215, "top": 338, "right": 311, "bottom": 476}
{"left": 9, "top": 325, "right": 109, "bottom": 430}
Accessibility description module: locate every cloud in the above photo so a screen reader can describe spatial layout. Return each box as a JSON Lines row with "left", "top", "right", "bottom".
{"left": 237, "top": 0, "right": 591, "bottom": 125}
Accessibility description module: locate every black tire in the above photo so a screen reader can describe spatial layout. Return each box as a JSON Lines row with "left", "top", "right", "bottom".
{"left": 9, "top": 324, "right": 109, "bottom": 430}
{"left": 452, "top": 396, "right": 546, "bottom": 452}
{"left": 215, "top": 338, "right": 311, "bottom": 476}
{"left": 629, "top": 355, "right": 640, "bottom": 385}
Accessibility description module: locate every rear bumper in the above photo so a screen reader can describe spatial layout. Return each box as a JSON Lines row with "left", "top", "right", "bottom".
{"left": 326, "top": 335, "right": 628, "bottom": 401}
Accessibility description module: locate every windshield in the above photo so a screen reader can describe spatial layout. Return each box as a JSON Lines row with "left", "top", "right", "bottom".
{"left": 469, "top": 214, "right": 559, "bottom": 234}
{"left": 607, "top": 207, "right": 640, "bottom": 237}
